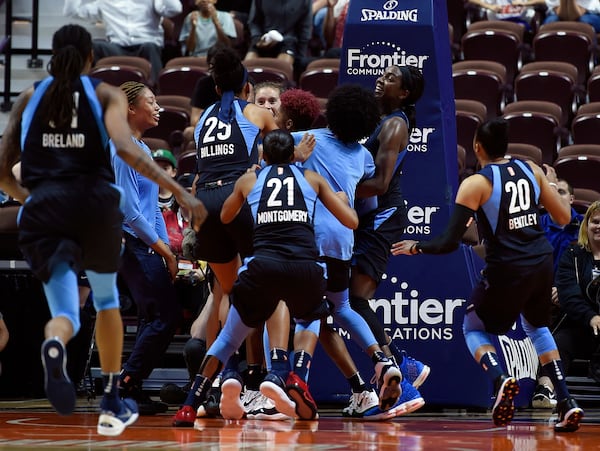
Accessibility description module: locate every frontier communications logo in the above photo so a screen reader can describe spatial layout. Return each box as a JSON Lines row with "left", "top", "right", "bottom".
{"left": 346, "top": 42, "right": 429, "bottom": 76}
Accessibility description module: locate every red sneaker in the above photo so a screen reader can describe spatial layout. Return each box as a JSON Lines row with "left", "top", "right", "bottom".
{"left": 285, "top": 372, "right": 318, "bottom": 420}
{"left": 172, "top": 405, "right": 196, "bottom": 427}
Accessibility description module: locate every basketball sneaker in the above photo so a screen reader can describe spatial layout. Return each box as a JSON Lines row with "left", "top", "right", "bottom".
{"left": 492, "top": 375, "right": 519, "bottom": 427}
{"left": 219, "top": 371, "right": 245, "bottom": 420}
{"left": 391, "top": 378, "right": 425, "bottom": 417}
{"left": 531, "top": 384, "right": 557, "bottom": 409}
{"left": 260, "top": 372, "right": 297, "bottom": 419}
{"left": 97, "top": 397, "right": 139, "bottom": 436}
{"left": 41, "top": 337, "right": 76, "bottom": 416}
{"left": 285, "top": 372, "right": 318, "bottom": 420}
{"left": 373, "top": 360, "right": 402, "bottom": 411}
{"left": 398, "top": 351, "right": 430, "bottom": 388}
{"left": 246, "top": 392, "right": 288, "bottom": 421}
{"left": 342, "top": 389, "right": 379, "bottom": 418}
{"left": 554, "top": 397, "right": 584, "bottom": 432}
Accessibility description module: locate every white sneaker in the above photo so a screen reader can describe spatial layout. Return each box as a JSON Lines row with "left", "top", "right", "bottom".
{"left": 373, "top": 361, "right": 402, "bottom": 411}
{"left": 246, "top": 393, "right": 289, "bottom": 421}
{"left": 97, "top": 398, "right": 139, "bottom": 436}
{"left": 342, "top": 389, "right": 379, "bottom": 418}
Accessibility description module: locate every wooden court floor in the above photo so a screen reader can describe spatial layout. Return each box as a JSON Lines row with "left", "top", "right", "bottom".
{"left": 0, "top": 399, "right": 598, "bottom": 450}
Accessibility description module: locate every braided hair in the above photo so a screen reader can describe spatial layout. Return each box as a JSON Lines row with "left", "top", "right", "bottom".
{"left": 120, "top": 81, "right": 146, "bottom": 105}
{"left": 40, "top": 24, "right": 92, "bottom": 129}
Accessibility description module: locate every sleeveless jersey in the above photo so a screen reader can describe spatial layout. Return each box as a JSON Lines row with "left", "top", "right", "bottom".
{"left": 194, "top": 99, "right": 259, "bottom": 184}
{"left": 363, "top": 110, "right": 409, "bottom": 209}
{"left": 477, "top": 159, "right": 553, "bottom": 265}
{"left": 20, "top": 76, "right": 113, "bottom": 188}
{"left": 247, "top": 164, "right": 318, "bottom": 261}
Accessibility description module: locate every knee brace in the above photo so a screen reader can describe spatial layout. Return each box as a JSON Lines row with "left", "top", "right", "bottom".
{"left": 521, "top": 316, "right": 556, "bottom": 355}
{"left": 86, "top": 270, "right": 120, "bottom": 312}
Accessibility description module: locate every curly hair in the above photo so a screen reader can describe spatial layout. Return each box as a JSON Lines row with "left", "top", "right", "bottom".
{"left": 325, "top": 84, "right": 380, "bottom": 144}
{"left": 279, "top": 88, "right": 321, "bottom": 131}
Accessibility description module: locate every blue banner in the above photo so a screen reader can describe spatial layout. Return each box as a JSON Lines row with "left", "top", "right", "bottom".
{"left": 310, "top": 0, "right": 538, "bottom": 409}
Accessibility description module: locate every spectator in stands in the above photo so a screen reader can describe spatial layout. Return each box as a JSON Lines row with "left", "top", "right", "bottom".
{"left": 113, "top": 81, "right": 185, "bottom": 416}
{"left": 543, "top": 0, "right": 600, "bottom": 32}
{"left": 531, "top": 183, "right": 587, "bottom": 408}
{"left": 466, "top": 0, "right": 537, "bottom": 30}
{"left": 253, "top": 81, "right": 284, "bottom": 117}
{"left": 322, "top": 0, "right": 349, "bottom": 58}
{"left": 551, "top": 201, "right": 600, "bottom": 400}
{"left": 179, "top": 0, "right": 237, "bottom": 57}
{"left": 392, "top": 118, "right": 584, "bottom": 433}
{"left": 217, "top": 0, "right": 252, "bottom": 25}
{"left": 244, "top": 0, "right": 312, "bottom": 67}
{"left": 0, "top": 24, "right": 206, "bottom": 435}
{"left": 63, "top": 0, "right": 183, "bottom": 84}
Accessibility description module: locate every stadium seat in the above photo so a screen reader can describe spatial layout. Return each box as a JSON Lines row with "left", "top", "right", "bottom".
{"left": 502, "top": 99, "right": 568, "bottom": 144}
{"left": 156, "top": 95, "right": 192, "bottom": 117}
{"left": 158, "top": 66, "right": 210, "bottom": 97}
{"left": 89, "top": 65, "right": 147, "bottom": 87}
{"left": 572, "top": 187, "right": 600, "bottom": 214}
{"left": 554, "top": 144, "right": 600, "bottom": 192}
{"left": 243, "top": 58, "right": 294, "bottom": 85}
{"left": 587, "top": 65, "right": 600, "bottom": 102}
{"left": 456, "top": 109, "right": 482, "bottom": 172}
{"left": 165, "top": 56, "right": 208, "bottom": 69}
{"left": 143, "top": 106, "right": 190, "bottom": 142}
{"left": 453, "top": 62, "right": 507, "bottom": 117}
{"left": 299, "top": 67, "right": 339, "bottom": 99}
{"left": 503, "top": 110, "right": 562, "bottom": 166}
{"left": 143, "top": 137, "right": 171, "bottom": 151}
{"left": 95, "top": 56, "right": 152, "bottom": 83}
{"left": 176, "top": 149, "right": 198, "bottom": 176}
{"left": 461, "top": 28, "right": 521, "bottom": 86}
{"left": 533, "top": 22, "right": 596, "bottom": 87}
{"left": 505, "top": 143, "right": 543, "bottom": 166}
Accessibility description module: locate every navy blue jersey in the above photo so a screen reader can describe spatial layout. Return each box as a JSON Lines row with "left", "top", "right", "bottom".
{"left": 477, "top": 159, "right": 553, "bottom": 265}
{"left": 247, "top": 164, "right": 318, "bottom": 260}
{"left": 194, "top": 99, "right": 259, "bottom": 184}
{"left": 20, "top": 76, "right": 113, "bottom": 188}
{"left": 363, "top": 110, "right": 409, "bottom": 209}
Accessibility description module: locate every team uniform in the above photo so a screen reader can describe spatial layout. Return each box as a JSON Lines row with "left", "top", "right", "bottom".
{"left": 207, "top": 163, "right": 327, "bottom": 361}
{"left": 469, "top": 158, "right": 555, "bottom": 334}
{"left": 353, "top": 110, "right": 410, "bottom": 282}
{"left": 192, "top": 98, "right": 259, "bottom": 262}
{"left": 18, "top": 76, "right": 123, "bottom": 283}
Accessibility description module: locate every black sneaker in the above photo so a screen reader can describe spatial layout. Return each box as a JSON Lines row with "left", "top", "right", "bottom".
{"left": 160, "top": 381, "right": 191, "bottom": 405}
{"left": 531, "top": 384, "right": 557, "bottom": 409}
{"left": 492, "top": 375, "right": 519, "bottom": 427}
{"left": 197, "top": 386, "right": 221, "bottom": 418}
{"left": 555, "top": 397, "right": 584, "bottom": 432}
{"left": 123, "top": 386, "right": 168, "bottom": 416}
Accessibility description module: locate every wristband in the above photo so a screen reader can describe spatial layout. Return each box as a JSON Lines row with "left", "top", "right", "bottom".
{"left": 548, "top": 182, "right": 558, "bottom": 188}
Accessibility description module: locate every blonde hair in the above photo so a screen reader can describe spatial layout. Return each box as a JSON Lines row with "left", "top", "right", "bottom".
{"left": 120, "top": 81, "right": 146, "bottom": 105}
{"left": 578, "top": 201, "right": 600, "bottom": 251}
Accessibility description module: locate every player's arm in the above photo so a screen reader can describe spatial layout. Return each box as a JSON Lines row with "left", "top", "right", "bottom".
{"left": 357, "top": 117, "right": 407, "bottom": 197}
{"left": 305, "top": 169, "right": 359, "bottom": 229}
{"left": 532, "top": 162, "right": 571, "bottom": 226}
{"left": 0, "top": 89, "right": 33, "bottom": 204}
{"left": 221, "top": 171, "right": 256, "bottom": 224}
{"left": 391, "top": 175, "right": 485, "bottom": 255}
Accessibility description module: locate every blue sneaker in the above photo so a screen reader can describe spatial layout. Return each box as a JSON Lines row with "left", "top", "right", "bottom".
{"left": 41, "top": 337, "right": 76, "bottom": 416}
{"left": 390, "top": 378, "right": 425, "bottom": 417}
{"left": 398, "top": 351, "right": 430, "bottom": 388}
{"left": 97, "top": 397, "right": 139, "bottom": 436}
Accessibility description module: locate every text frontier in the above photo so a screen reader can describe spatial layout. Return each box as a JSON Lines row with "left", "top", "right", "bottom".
{"left": 345, "top": 43, "right": 429, "bottom": 77}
